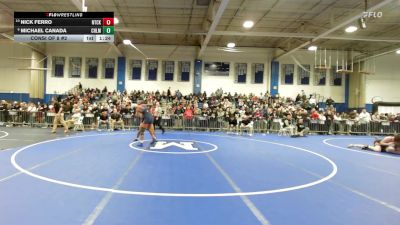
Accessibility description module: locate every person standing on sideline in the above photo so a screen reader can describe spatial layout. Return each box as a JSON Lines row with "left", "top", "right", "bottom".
{"left": 151, "top": 102, "right": 165, "bottom": 134}
{"left": 51, "top": 100, "right": 69, "bottom": 134}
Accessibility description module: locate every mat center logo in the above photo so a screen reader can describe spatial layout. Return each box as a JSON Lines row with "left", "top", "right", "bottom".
{"left": 130, "top": 139, "right": 218, "bottom": 154}
{"left": 150, "top": 141, "right": 198, "bottom": 151}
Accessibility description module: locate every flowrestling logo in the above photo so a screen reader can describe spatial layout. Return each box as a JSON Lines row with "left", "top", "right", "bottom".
{"left": 129, "top": 139, "right": 218, "bottom": 154}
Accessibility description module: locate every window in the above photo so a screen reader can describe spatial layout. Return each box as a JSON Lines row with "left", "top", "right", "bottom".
{"left": 131, "top": 60, "right": 142, "bottom": 80}
{"left": 179, "top": 61, "right": 190, "bottom": 81}
{"left": 147, "top": 60, "right": 158, "bottom": 80}
{"left": 69, "top": 57, "right": 81, "bottom": 78}
{"left": 253, "top": 63, "right": 264, "bottom": 84}
{"left": 235, "top": 63, "right": 247, "bottom": 83}
{"left": 282, "top": 64, "right": 294, "bottom": 85}
{"left": 103, "top": 58, "right": 115, "bottom": 79}
{"left": 314, "top": 69, "right": 326, "bottom": 86}
{"left": 163, "top": 61, "right": 174, "bottom": 81}
{"left": 53, "top": 57, "right": 65, "bottom": 77}
{"left": 331, "top": 66, "right": 343, "bottom": 86}
{"left": 298, "top": 64, "right": 310, "bottom": 85}
{"left": 204, "top": 62, "right": 230, "bottom": 76}
{"left": 86, "top": 58, "right": 98, "bottom": 78}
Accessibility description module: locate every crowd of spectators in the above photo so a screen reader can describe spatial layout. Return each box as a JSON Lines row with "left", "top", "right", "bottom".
{"left": 1, "top": 86, "right": 400, "bottom": 133}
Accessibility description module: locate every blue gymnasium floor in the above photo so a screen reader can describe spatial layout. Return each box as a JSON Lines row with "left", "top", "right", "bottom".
{"left": 1, "top": 129, "right": 400, "bottom": 225}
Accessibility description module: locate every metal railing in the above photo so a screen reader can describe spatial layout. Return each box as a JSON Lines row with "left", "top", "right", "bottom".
{"left": 0, "top": 110, "right": 399, "bottom": 135}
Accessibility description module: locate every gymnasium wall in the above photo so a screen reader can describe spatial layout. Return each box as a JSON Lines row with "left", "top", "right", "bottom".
{"left": 2, "top": 41, "right": 398, "bottom": 110}
{"left": 43, "top": 43, "right": 347, "bottom": 101}
{"left": 277, "top": 50, "right": 346, "bottom": 103}
{"left": 45, "top": 43, "right": 120, "bottom": 94}
{"left": 0, "top": 42, "right": 32, "bottom": 95}
{"left": 365, "top": 54, "right": 400, "bottom": 104}
{"left": 123, "top": 45, "right": 197, "bottom": 95}
{"left": 123, "top": 45, "right": 271, "bottom": 95}
{"left": 201, "top": 47, "right": 271, "bottom": 96}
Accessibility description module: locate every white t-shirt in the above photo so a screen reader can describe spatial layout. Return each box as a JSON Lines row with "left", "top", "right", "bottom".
{"left": 359, "top": 112, "right": 371, "bottom": 122}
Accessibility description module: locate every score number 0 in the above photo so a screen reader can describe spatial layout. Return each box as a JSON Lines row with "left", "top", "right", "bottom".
{"left": 103, "top": 18, "right": 114, "bottom": 26}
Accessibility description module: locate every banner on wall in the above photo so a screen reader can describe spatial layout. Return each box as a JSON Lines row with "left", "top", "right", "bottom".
{"left": 254, "top": 63, "right": 264, "bottom": 84}
{"left": 180, "top": 61, "right": 190, "bottom": 81}
{"left": 236, "top": 63, "right": 247, "bottom": 83}
{"left": 147, "top": 60, "right": 158, "bottom": 80}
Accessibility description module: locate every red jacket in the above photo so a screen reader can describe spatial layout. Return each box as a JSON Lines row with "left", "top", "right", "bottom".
{"left": 184, "top": 108, "right": 193, "bottom": 119}
{"left": 311, "top": 111, "right": 319, "bottom": 120}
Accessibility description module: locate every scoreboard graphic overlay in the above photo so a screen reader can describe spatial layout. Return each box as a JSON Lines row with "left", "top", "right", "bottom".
{"left": 14, "top": 12, "right": 114, "bottom": 42}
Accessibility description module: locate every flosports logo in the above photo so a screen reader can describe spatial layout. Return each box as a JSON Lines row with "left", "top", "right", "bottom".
{"left": 151, "top": 141, "right": 198, "bottom": 151}
{"left": 363, "top": 11, "right": 383, "bottom": 18}
{"left": 129, "top": 139, "right": 218, "bottom": 154}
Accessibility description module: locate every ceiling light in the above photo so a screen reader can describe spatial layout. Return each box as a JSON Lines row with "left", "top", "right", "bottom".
{"left": 243, "top": 20, "right": 254, "bottom": 29}
{"left": 308, "top": 46, "right": 317, "bottom": 51}
{"left": 396, "top": 49, "right": 400, "bottom": 54}
{"left": 345, "top": 26, "right": 358, "bottom": 33}
{"left": 114, "top": 17, "right": 119, "bottom": 24}
{"left": 359, "top": 17, "right": 367, "bottom": 29}
{"left": 227, "top": 42, "right": 236, "bottom": 48}
{"left": 123, "top": 39, "right": 131, "bottom": 45}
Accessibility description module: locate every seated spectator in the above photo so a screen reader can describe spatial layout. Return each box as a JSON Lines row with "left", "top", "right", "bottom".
{"left": 253, "top": 108, "right": 262, "bottom": 119}
{"left": 388, "top": 113, "right": 397, "bottom": 122}
{"left": 309, "top": 95, "right": 317, "bottom": 107}
{"left": 227, "top": 113, "right": 239, "bottom": 134}
{"left": 201, "top": 107, "right": 210, "bottom": 117}
{"left": 291, "top": 118, "right": 310, "bottom": 137}
{"left": 310, "top": 109, "right": 319, "bottom": 120}
{"left": 333, "top": 112, "right": 342, "bottom": 121}
{"left": 349, "top": 110, "right": 359, "bottom": 121}
{"left": 27, "top": 102, "right": 37, "bottom": 112}
{"left": 326, "top": 97, "right": 335, "bottom": 106}
{"left": 71, "top": 103, "right": 81, "bottom": 116}
{"left": 63, "top": 103, "right": 82, "bottom": 129}
{"left": 165, "top": 105, "right": 174, "bottom": 116}
{"left": 183, "top": 106, "right": 193, "bottom": 120}
{"left": 380, "top": 113, "right": 388, "bottom": 121}
{"left": 175, "top": 105, "right": 184, "bottom": 117}
{"left": 318, "top": 110, "right": 326, "bottom": 121}
{"left": 279, "top": 113, "right": 296, "bottom": 136}
{"left": 240, "top": 114, "right": 253, "bottom": 136}
{"left": 120, "top": 103, "right": 130, "bottom": 115}
{"left": 193, "top": 106, "right": 201, "bottom": 116}
{"left": 295, "top": 93, "right": 302, "bottom": 103}
{"left": 110, "top": 108, "right": 124, "bottom": 131}
{"left": 0, "top": 100, "right": 6, "bottom": 110}
{"left": 97, "top": 110, "right": 110, "bottom": 131}
{"left": 283, "top": 113, "right": 294, "bottom": 126}
{"left": 11, "top": 101, "right": 20, "bottom": 110}
{"left": 217, "top": 107, "right": 225, "bottom": 119}
{"left": 358, "top": 109, "right": 371, "bottom": 123}
{"left": 371, "top": 112, "right": 380, "bottom": 122}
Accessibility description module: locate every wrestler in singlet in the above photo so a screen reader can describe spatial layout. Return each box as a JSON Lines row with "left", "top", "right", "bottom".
{"left": 134, "top": 103, "right": 157, "bottom": 146}
{"left": 348, "top": 134, "right": 400, "bottom": 154}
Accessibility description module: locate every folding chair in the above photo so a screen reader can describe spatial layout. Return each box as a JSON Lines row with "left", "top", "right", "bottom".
{"left": 278, "top": 123, "right": 295, "bottom": 136}
{"left": 240, "top": 121, "right": 254, "bottom": 136}
{"left": 73, "top": 116, "right": 85, "bottom": 131}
